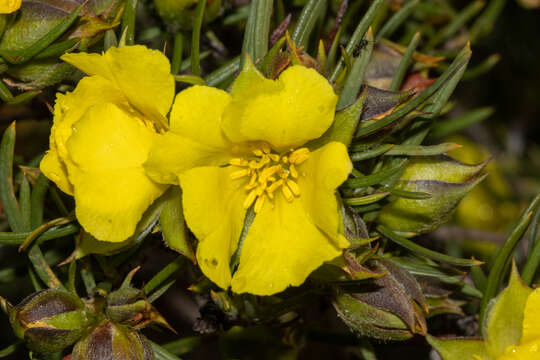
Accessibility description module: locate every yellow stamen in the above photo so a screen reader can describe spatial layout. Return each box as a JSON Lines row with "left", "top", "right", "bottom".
{"left": 258, "top": 165, "right": 280, "bottom": 184}
{"left": 229, "top": 158, "right": 248, "bottom": 167}
{"left": 252, "top": 148, "right": 264, "bottom": 156}
{"left": 243, "top": 188, "right": 258, "bottom": 209}
{"left": 230, "top": 169, "right": 250, "bottom": 180}
{"left": 282, "top": 184, "right": 294, "bottom": 202}
{"left": 290, "top": 164, "right": 298, "bottom": 178}
{"left": 282, "top": 156, "right": 288, "bottom": 164}
{"left": 289, "top": 148, "right": 309, "bottom": 164}
{"left": 245, "top": 172, "right": 258, "bottom": 190}
{"left": 261, "top": 143, "right": 271, "bottom": 154}
{"left": 254, "top": 194, "right": 266, "bottom": 213}
{"left": 287, "top": 180, "right": 300, "bottom": 196}
{"left": 269, "top": 154, "right": 280, "bottom": 162}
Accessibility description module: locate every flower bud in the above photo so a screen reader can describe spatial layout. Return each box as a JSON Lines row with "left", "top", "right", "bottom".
{"left": 377, "top": 155, "right": 488, "bottom": 234}
{"left": 3, "top": 289, "right": 95, "bottom": 353}
{"left": 72, "top": 320, "right": 154, "bottom": 360}
{"left": 153, "top": 0, "right": 222, "bottom": 32}
{"left": 333, "top": 259, "right": 427, "bottom": 341}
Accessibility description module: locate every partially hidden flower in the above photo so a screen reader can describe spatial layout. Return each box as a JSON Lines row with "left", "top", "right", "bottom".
{"left": 144, "top": 58, "right": 352, "bottom": 295}
{"left": 40, "top": 45, "right": 174, "bottom": 242}
{"left": 428, "top": 265, "right": 540, "bottom": 360}
{"left": 0, "top": 0, "right": 21, "bottom": 13}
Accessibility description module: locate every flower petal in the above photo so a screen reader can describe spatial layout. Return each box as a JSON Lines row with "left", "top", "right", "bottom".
{"left": 180, "top": 166, "right": 247, "bottom": 290}
{"left": 297, "top": 141, "right": 352, "bottom": 244}
{"left": 144, "top": 132, "right": 234, "bottom": 185}
{"left": 66, "top": 103, "right": 153, "bottom": 171}
{"left": 222, "top": 63, "right": 338, "bottom": 150}
{"left": 521, "top": 289, "right": 540, "bottom": 344}
{"left": 40, "top": 147, "right": 73, "bottom": 195}
{"left": 69, "top": 168, "right": 166, "bottom": 242}
{"left": 62, "top": 45, "right": 175, "bottom": 119}
{"left": 231, "top": 195, "right": 346, "bottom": 295}
{"left": 65, "top": 102, "right": 166, "bottom": 242}
{"left": 169, "top": 85, "right": 232, "bottom": 149}
{"left": 0, "top": 0, "right": 21, "bottom": 14}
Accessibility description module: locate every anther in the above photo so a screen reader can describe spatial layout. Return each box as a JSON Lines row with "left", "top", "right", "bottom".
{"left": 290, "top": 164, "right": 298, "bottom": 178}
{"left": 243, "top": 188, "right": 258, "bottom": 209}
{"left": 282, "top": 184, "right": 294, "bottom": 202}
{"left": 252, "top": 148, "right": 264, "bottom": 156}
{"left": 230, "top": 169, "right": 250, "bottom": 180}
{"left": 254, "top": 194, "right": 266, "bottom": 213}
{"left": 229, "top": 158, "right": 248, "bottom": 167}
{"left": 289, "top": 148, "right": 309, "bottom": 164}
{"left": 287, "top": 180, "right": 301, "bottom": 196}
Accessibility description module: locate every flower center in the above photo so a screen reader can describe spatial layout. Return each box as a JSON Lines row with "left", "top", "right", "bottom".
{"left": 228, "top": 143, "right": 310, "bottom": 213}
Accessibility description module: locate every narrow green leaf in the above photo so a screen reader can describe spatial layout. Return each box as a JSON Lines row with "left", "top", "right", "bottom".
{"left": 350, "top": 144, "right": 395, "bottom": 161}
{"left": 522, "top": 205, "right": 540, "bottom": 285}
{"left": 28, "top": 244, "right": 65, "bottom": 290}
{"left": 469, "top": 0, "right": 507, "bottom": 42}
{"left": 144, "top": 256, "right": 184, "bottom": 295}
{"left": 19, "top": 175, "right": 31, "bottom": 232}
{"left": 343, "top": 192, "right": 390, "bottom": 206}
{"left": 104, "top": 29, "right": 118, "bottom": 51}
{"left": 431, "top": 107, "right": 494, "bottom": 138}
{"left": 291, "top": 0, "right": 327, "bottom": 49}
{"left": 0, "top": 342, "right": 21, "bottom": 358}
{"left": 390, "top": 31, "right": 421, "bottom": 91}
{"left": 344, "top": 160, "right": 407, "bottom": 188}
{"left": 384, "top": 143, "right": 461, "bottom": 156}
{"left": 191, "top": 0, "right": 207, "bottom": 76}
{"left": 205, "top": 57, "right": 240, "bottom": 87}
{"left": 330, "top": 0, "right": 385, "bottom": 82}
{"left": 121, "top": 0, "right": 138, "bottom": 46}
{"left": 338, "top": 28, "right": 373, "bottom": 109}
{"left": 463, "top": 54, "right": 500, "bottom": 80}
{"left": 0, "top": 123, "right": 23, "bottom": 232}
{"left": 426, "top": 1, "right": 485, "bottom": 48}
{"left": 162, "top": 337, "right": 201, "bottom": 356}
{"left": 427, "top": 335, "right": 489, "bottom": 360}
{"left": 0, "top": 80, "right": 13, "bottom": 102}
{"left": 478, "top": 193, "right": 540, "bottom": 331}
{"left": 377, "top": 225, "right": 483, "bottom": 266}
{"left": 30, "top": 174, "right": 49, "bottom": 229}
{"left": 34, "top": 38, "right": 79, "bottom": 60}
{"left": 174, "top": 74, "right": 206, "bottom": 85}
{"left": 151, "top": 341, "right": 183, "bottom": 360}
{"left": 171, "top": 32, "right": 184, "bottom": 75}
{"left": 375, "top": 0, "right": 419, "bottom": 41}
{"left": 386, "top": 187, "right": 432, "bottom": 199}
{"left": 0, "top": 224, "right": 79, "bottom": 246}
{"left": 4, "top": 91, "right": 40, "bottom": 105}
{"left": 250, "top": 0, "right": 273, "bottom": 61}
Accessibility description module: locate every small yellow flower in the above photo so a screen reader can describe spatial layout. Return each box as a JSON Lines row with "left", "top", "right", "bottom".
{"left": 428, "top": 266, "right": 540, "bottom": 360}
{"left": 0, "top": 0, "right": 21, "bottom": 14}
{"left": 494, "top": 289, "right": 540, "bottom": 359}
{"left": 40, "top": 46, "right": 174, "bottom": 242}
{"left": 145, "top": 59, "right": 352, "bottom": 295}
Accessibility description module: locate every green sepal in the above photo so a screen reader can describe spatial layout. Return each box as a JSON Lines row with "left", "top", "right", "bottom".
{"left": 427, "top": 335, "right": 490, "bottom": 360}
{"left": 160, "top": 186, "right": 195, "bottom": 262}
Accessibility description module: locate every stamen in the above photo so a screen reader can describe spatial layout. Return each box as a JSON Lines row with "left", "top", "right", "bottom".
{"left": 287, "top": 180, "right": 301, "bottom": 196}
{"left": 254, "top": 194, "right": 266, "bottom": 213}
{"left": 282, "top": 184, "right": 294, "bottom": 202}
{"left": 229, "top": 158, "right": 248, "bottom": 167}
{"left": 290, "top": 164, "right": 298, "bottom": 178}
{"left": 243, "top": 188, "right": 258, "bottom": 209}
{"left": 230, "top": 169, "right": 250, "bottom": 180}
{"left": 231, "top": 144, "right": 310, "bottom": 212}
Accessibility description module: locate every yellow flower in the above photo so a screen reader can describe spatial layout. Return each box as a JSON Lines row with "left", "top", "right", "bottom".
{"left": 145, "top": 59, "right": 352, "bottom": 295}
{"left": 494, "top": 289, "right": 540, "bottom": 360}
{"left": 0, "top": 0, "right": 21, "bottom": 13}
{"left": 40, "top": 46, "right": 173, "bottom": 242}
{"left": 428, "top": 266, "right": 540, "bottom": 360}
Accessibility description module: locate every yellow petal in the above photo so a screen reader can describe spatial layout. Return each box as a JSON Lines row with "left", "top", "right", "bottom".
{"left": 297, "top": 141, "right": 352, "bottom": 245}
{"left": 180, "top": 166, "right": 247, "bottom": 290}
{"left": 231, "top": 195, "right": 346, "bottom": 295}
{"left": 0, "top": 0, "right": 21, "bottom": 13}
{"left": 169, "top": 85, "right": 232, "bottom": 149}
{"left": 40, "top": 147, "right": 73, "bottom": 195}
{"left": 52, "top": 76, "right": 126, "bottom": 161}
{"left": 496, "top": 341, "right": 540, "bottom": 360}
{"left": 62, "top": 45, "right": 175, "bottom": 119}
{"left": 66, "top": 103, "right": 153, "bottom": 171}
{"left": 521, "top": 289, "right": 540, "bottom": 344}
{"left": 222, "top": 64, "right": 338, "bottom": 151}
{"left": 144, "top": 132, "right": 235, "bottom": 185}
{"left": 65, "top": 102, "right": 166, "bottom": 242}
{"left": 69, "top": 168, "right": 166, "bottom": 242}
